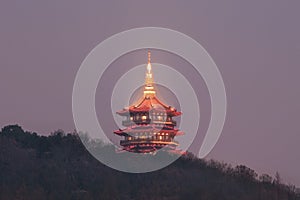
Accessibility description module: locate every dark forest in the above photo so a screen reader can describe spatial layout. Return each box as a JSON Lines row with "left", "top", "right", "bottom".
{"left": 0, "top": 125, "right": 299, "bottom": 200}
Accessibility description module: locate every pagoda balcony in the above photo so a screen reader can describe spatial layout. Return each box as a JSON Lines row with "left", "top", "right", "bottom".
{"left": 122, "top": 119, "right": 150, "bottom": 126}
{"left": 120, "top": 138, "right": 178, "bottom": 146}
{"left": 152, "top": 120, "right": 177, "bottom": 126}
{"left": 122, "top": 119, "right": 176, "bottom": 126}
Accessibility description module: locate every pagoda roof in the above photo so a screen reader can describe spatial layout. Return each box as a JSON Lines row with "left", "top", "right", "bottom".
{"left": 117, "top": 95, "right": 181, "bottom": 116}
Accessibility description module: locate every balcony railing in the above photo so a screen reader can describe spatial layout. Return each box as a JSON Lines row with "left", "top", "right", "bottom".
{"left": 122, "top": 119, "right": 176, "bottom": 126}
{"left": 120, "top": 138, "right": 178, "bottom": 146}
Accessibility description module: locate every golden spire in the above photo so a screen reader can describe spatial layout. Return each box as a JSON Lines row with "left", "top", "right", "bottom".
{"left": 144, "top": 51, "right": 156, "bottom": 97}
{"left": 148, "top": 51, "right": 151, "bottom": 64}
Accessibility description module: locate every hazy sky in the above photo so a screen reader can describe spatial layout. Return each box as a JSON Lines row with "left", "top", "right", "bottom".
{"left": 1, "top": 1, "right": 300, "bottom": 186}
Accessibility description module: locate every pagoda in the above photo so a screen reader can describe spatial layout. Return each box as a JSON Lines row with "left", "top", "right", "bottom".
{"left": 114, "top": 52, "right": 183, "bottom": 153}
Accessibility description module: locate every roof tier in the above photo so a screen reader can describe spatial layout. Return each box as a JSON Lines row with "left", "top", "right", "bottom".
{"left": 117, "top": 95, "right": 181, "bottom": 116}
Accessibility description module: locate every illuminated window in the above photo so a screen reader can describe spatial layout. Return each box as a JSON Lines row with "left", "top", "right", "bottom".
{"left": 130, "top": 117, "right": 133, "bottom": 120}
{"left": 142, "top": 115, "right": 147, "bottom": 120}
{"left": 157, "top": 116, "right": 162, "bottom": 120}
{"left": 159, "top": 136, "right": 162, "bottom": 140}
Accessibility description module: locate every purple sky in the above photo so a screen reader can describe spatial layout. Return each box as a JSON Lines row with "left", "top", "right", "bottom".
{"left": 1, "top": 0, "right": 300, "bottom": 186}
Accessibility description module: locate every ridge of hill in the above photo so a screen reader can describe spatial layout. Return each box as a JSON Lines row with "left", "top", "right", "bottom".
{"left": 0, "top": 124, "right": 299, "bottom": 200}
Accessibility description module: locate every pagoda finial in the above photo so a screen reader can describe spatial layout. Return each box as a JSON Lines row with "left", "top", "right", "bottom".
{"left": 147, "top": 51, "right": 152, "bottom": 74}
{"left": 144, "top": 50, "right": 155, "bottom": 97}
{"left": 148, "top": 51, "right": 151, "bottom": 64}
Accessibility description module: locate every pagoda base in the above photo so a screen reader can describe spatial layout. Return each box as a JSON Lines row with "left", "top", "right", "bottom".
{"left": 120, "top": 140, "right": 178, "bottom": 153}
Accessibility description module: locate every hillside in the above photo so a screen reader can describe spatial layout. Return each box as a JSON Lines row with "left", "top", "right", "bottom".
{"left": 0, "top": 124, "right": 299, "bottom": 200}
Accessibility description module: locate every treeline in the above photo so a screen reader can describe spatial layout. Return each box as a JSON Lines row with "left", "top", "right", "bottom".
{"left": 0, "top": 124, "right": 299, "bottom": 200}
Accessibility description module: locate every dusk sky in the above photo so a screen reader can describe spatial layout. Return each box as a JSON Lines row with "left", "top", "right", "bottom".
{"left": 1, "top": 1, "right": 300, "bottom": 186}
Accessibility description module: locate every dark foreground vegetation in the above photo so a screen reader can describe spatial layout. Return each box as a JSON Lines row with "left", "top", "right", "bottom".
{"left": 0, "top": 124, "right": 299, "bottom": 200}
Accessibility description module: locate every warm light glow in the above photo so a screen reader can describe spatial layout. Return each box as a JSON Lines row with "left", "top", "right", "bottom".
{"left": 142, "top": 115, "right": 147, "bottom": 120}
{"left": 148, "top": 51, "right": 151, "bottom": 63}
{"left": 147, "top": 63, "right": 151, "bottom": 74}
{"left": 144, "top": 51, "right": 156, "bottom": 96}
{"left": 144, "top": 90, "right": 155, "bottom": 95}
{"left": 145, "top": 86, "right": 153, "bottom": 90}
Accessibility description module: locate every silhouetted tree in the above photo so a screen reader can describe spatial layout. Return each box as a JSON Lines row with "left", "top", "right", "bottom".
{"left": 0, "top": 125, "right": 299, "bottom": 200}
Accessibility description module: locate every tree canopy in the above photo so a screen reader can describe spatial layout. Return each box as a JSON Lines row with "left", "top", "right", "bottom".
{"left": 0, "top": 124, "right": 299, "bottom": 200}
